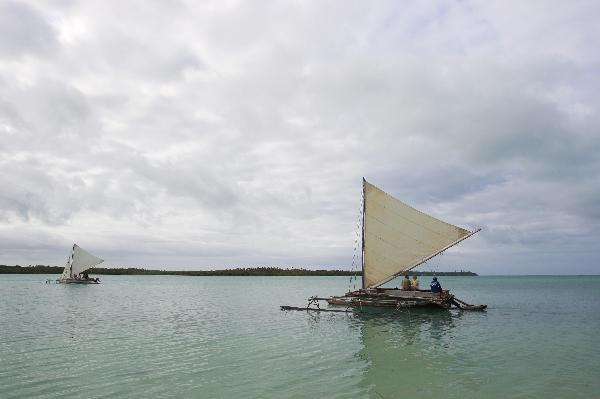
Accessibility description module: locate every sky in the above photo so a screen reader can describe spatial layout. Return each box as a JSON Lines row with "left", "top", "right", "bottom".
{"left": 1, "top": 0, "right": 599, "bottom": 274}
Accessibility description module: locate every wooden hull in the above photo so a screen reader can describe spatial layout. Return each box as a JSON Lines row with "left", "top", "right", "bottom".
{"left": 284, "top": 289, "right": 487, "bottom": 313}
{"left": 326, "top": 288, "right": 454, "bottom": 310}
{"left": 58, "top": 279, "right": 100, "bottom": 284}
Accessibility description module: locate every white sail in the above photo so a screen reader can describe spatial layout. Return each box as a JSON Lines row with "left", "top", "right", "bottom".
{"left": 60, "top": 244, "right": 104, "bottom": 278}
{"left": 60, "top": 244, "right": 75, "bottom": 279}
{"left": 362, "top": 180, "right": 473, "bottom": 288}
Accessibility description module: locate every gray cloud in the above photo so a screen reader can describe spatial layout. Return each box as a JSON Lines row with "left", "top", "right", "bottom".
{"left": 0, "top": 0, "right": 598, "bottom": 274}
{"left": 0, "top": 1, "right": 57, "bottom": 57}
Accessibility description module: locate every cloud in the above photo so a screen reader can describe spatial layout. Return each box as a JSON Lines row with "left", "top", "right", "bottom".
{"left": 0, "top": 0, "right": 598, "bottom": 274}
{"left": 0, "top": 1, "right": 58, "bottom": 57}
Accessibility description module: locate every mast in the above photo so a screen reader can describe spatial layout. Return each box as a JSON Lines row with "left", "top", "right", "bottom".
{"left": 361, "top": 177, "right": 366, "bottom": 289}
{"left": 70, "top": 244, "right": 75, "bottom": 276}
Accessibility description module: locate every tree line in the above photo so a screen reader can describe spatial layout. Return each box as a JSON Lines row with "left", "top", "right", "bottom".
{"left": 0, "top": 265, "right": 477, "bottom": 276}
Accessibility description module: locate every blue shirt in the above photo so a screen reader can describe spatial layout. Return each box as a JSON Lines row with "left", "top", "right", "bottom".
{"left": 430, "top": 280, "right": 442, "bottom": 293}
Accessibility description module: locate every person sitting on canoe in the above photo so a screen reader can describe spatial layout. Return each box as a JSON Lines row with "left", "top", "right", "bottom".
{"left": 401, "top": 275, "right": 411, "bottom": 290}
{"left": 430, "top": 277, "right": 442, "bottom": 293}
{"left": 411, "top": 275, "right": 419, "bottom": 290}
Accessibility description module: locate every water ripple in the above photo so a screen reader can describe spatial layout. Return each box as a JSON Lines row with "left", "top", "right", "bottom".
{"left": 1, "top": 275, "right": 599, "bottom": 398}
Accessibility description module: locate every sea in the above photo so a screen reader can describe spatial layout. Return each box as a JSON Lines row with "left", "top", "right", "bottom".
{"left": 0, "top": 274, "right": 598, "bottom": 398}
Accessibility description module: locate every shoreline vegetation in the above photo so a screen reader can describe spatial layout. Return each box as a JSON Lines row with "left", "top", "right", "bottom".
{"left": 0, "top": 265, "right": 478, "bottom": 276}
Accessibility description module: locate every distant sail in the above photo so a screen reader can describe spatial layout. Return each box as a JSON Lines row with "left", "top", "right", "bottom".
{"left": 363, "top": 181, "right": 472, "bottom": 288}
{"left": 61, "top": 244, "right": 104, "bottom": 278}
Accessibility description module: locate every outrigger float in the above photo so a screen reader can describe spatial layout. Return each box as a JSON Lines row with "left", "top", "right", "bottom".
{"left": 282, "top": 179, "right": 486, "bottom": 313}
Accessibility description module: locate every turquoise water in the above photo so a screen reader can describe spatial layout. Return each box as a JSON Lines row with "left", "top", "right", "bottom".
{"left": 1, "top": 275, "right": 599, "bottom": 398}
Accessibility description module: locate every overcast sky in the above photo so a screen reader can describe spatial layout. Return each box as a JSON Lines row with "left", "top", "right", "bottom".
{"left": 1, "top": 0, "right": 598, "bottom": 274}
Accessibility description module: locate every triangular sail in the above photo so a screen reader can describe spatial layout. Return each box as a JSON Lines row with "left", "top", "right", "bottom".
{"left": 60, "top": 244, "right": 104, "bottom": 278}
{"left": 60, "top": 246, "right": 75, "bottom": 279}
{"left": 362, "top": 180, "right": 473, "bottom": 288}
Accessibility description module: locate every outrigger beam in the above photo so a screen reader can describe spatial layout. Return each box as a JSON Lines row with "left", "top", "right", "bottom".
{"left": 280, "top": 305, "right": 352, "bottom": 313}
{"left": 281, "top": 296, "right": 353, "bottom": 313}
{"left": 371, "top": 228, "right": 482, "bottom": 288}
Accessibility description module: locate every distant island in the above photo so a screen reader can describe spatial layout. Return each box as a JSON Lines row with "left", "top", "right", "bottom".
{"left": 0, "top": 265, "right": 478, "bottom": 276}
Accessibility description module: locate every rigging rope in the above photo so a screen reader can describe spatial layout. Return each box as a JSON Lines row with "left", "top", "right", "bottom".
{"left": 348, "top": 188, "right": 364, "bottom": 292}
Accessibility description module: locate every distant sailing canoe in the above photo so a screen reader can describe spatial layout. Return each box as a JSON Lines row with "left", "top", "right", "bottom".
{"left": 58, "top": 244, "right": 104, "bottom": 284}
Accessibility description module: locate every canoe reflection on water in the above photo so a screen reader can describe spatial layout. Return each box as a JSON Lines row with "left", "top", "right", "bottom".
{"left": 353, "top": 310, "right": 483, "bottom": 399}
